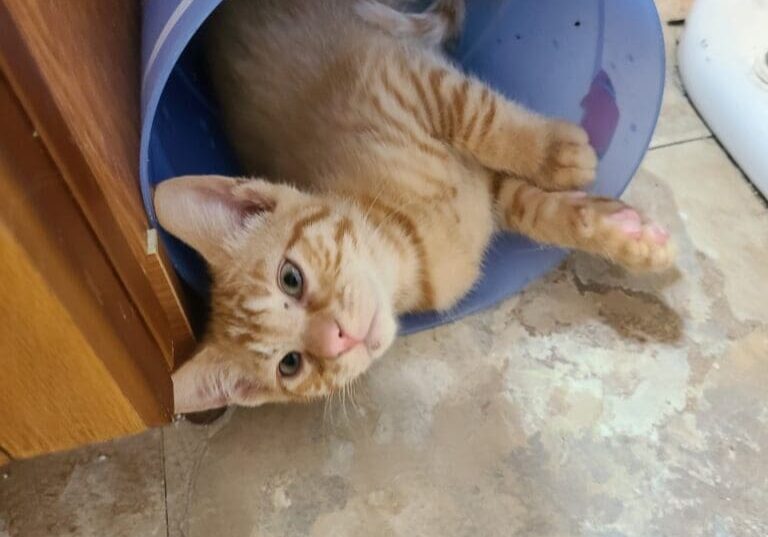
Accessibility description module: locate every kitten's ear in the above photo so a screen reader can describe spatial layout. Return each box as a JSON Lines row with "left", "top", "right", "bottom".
{"left": 153, "top": 175, "right": 278, "bottom": 264}
{"left": 172, "top": 344, "right": 267, "bottom": 414}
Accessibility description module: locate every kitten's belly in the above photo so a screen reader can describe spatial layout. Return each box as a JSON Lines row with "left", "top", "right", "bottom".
{"left": 421, "top": 173, "right": 495, "bottom": 311}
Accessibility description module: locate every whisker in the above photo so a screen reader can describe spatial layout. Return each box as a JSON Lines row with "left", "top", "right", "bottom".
{"left": 341, "top": 383, "right": 350, "bottom": 423}
{"left": 363, "top": 181, "right": 387, "bottom": 222}
{"left": 348, "top": 379, "right": 361, "bottom": 414}
{"left": 328, "top": 386, "right": 341, "bottom": 427}
{"left": 323, "top": 389, "right": 332, "bottom": 424}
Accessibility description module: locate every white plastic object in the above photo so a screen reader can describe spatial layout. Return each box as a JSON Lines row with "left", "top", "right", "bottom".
{"left": 679, "top": 0, "right": 768, "bottom": 198}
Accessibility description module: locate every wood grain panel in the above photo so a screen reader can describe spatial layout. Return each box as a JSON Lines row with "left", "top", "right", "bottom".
{"left": 0, "top": 226, "right": 147, "bottom": 457}
{"left": 0, "top": 74, "right": 170, "bottom": 457}
{"left": 0, "top": 0, "right": 195, "bottom": 368}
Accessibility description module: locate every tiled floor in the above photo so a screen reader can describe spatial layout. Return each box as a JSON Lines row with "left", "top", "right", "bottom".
{"left": 3, "top": 1, "right": 768, "bottom": 536}
{"left": 651, "top": 2, "right": 710, "bottom": 149}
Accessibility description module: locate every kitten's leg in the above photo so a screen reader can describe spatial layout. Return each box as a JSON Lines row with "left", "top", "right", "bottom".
{"left": 392, "top": 56, "right": 597, "bottom": 190}
{"left": 494, "top": 176, "right": 674, "bottom": 271}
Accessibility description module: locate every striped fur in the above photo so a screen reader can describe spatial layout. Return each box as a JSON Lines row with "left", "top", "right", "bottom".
{"left": 155, "top": 0, "right": 674, "bottom": 413}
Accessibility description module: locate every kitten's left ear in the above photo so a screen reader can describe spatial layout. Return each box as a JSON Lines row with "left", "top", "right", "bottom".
{"left": 154, "top": 175, "right": 283, "bottom": 265}
{"left": 172, "top": 344, "right": 268, "bottom": 414}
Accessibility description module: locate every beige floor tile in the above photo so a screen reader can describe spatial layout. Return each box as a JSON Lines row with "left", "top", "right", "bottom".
{"left": 164, "top": 139, "right": 768, "bottom": 536}
{"left": 651, "top": 4, "right": 712, "bottom": 148}
{"left": 635, "top": 139, "right": 768, "bottom": 321}
{"left": 0, "top": 431, "right": 166, "bottom": 537}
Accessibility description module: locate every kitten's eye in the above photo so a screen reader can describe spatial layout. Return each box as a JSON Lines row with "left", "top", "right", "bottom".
{"left": 278, "top": 259, "right": 304, "bottom": 298}
{"left": 279, "top": 352, "right": 302, "bottom": 377}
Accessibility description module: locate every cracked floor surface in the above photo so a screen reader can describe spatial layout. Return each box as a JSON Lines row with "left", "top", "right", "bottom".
{"left": 2, "top": 1, "right": 768, "bottom": 536}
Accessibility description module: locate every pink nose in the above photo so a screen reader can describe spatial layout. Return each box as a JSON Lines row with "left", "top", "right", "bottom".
{"left": 306, "top": 317, "right": 360, "bottom": 358}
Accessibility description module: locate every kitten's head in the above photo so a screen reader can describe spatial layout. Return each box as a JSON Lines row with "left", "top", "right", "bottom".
{"left": 154, "top": 176, "right": 398, "bottom": 413}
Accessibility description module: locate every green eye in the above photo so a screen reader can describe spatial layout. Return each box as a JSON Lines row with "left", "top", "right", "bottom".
{"left": 278, "top": 260, "right": 304, "bottom": 298}
{"left": 279, "top": 352, "right": 302, "bottom": 377}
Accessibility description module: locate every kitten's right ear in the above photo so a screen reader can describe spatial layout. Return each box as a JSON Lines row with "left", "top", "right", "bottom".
{"left": 172, "top": 344, "right": 267, "bottom": 414}
{"left": 153, "top": 175, "right": 277, "bottom": 264}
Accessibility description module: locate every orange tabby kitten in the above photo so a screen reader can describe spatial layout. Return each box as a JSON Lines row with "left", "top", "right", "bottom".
{"left": 155, "top": 0, "right": 674, "bottom": 413}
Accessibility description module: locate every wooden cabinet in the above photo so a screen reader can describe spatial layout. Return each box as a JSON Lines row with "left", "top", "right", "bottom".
{"left": 0, "top": 1, "right": 194, "bottom": 460}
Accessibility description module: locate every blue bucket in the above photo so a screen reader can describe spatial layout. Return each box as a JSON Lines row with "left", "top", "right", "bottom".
{"left": 140, "top": 0, "right": 665, "bottom": 334}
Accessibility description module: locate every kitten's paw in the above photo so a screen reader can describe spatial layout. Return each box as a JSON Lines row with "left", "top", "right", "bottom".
{"left": 534, "top": 121, "right": 597, "bottom": 191}
{"left": 578, "top": 201, "right": 675, "bottom": 272}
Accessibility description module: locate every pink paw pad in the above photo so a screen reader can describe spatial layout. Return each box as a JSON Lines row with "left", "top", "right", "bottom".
{"left": 606, "top": 208, "right": 670, "bottom": 245}
{"left": 645, "top": 222, "right": 670, "bottom": 245}
{"left": 606, "top": 208, "right": 643, "bottom": 238}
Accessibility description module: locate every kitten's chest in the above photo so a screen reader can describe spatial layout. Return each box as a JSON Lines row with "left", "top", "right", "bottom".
{"left": 315, "top": 124, "right": 497, "bottom": 310}
{"left": 422, "top": 166, "right": 496, "bottom": 305}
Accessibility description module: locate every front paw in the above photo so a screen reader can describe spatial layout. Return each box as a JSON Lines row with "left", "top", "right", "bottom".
{"left": 573, "top": 198, "right": 676, "bottom": 272}
{"left": 534, "top": 121, "right": 598, "bottom": 191}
